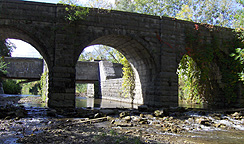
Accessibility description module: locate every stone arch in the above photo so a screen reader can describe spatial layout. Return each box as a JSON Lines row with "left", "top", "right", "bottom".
{"left": 0, "top": 26, "right": 51, "bottom": 69}
{"left": 75, "top": 34, "right": 157, "bottom": 106}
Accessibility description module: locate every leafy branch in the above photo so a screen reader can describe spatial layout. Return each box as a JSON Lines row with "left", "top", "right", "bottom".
{"left": 120, "top": 56, "right": 135, "bottom": 107}
{"left": 0, "top": 57, "right": 8, "bottom": 76}
{"left": 59, "top": 0, "right": 89, "bottom": 22}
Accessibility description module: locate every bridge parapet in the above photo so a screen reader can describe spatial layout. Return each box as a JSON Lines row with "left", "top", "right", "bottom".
{"left": 3, "top": 57, "right": 123, "bottom": 82}
{"left": 3, "top": 57, "right": 43, "bottom": 80}
{"left": 76, "top": 61, "right": 99, "bottom": 83}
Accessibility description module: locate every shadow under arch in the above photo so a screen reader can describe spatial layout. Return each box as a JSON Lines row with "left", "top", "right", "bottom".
{"left": 75, "top": 34, "right": 157, "bottom": 106}
{"left": 0, "top": 26, "right": 51, "bottom": 69}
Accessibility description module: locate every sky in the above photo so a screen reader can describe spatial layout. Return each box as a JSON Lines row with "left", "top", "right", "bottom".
{"left": 10, "top": 0, "right": 115, "bottom": 58}
{"left": 24, "top": 0, "right": 60, "bottom": 3}
{"left": 10, "top": 39, "right": 41, "bottom": 58}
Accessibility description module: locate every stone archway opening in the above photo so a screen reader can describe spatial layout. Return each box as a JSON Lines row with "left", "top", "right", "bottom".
{"left": 74, "top": 34, "right": 158, "bottom": 108}
{"left": 177, "top": 54, "right": 204, "bottom": 108}
{"left": 5, "top": 39, "right": 48, "bottom": 100}
{"left": 0, "top": 27, "right": 50, "bottom": 106}
{"left": 75, "top": 43, "right": 144, "bottom": 108}
{"left": 8, "top": 39, "right": 41, "bottom": 58}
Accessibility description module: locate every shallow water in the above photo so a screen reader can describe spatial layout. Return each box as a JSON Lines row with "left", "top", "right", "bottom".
{"left": 76, "top": 97, "right": 138, "bottom": 109}
{"left": 0, "top": 94, "right": 137, "bottom": 109}
{"left": 178, "top": 101, "right": 207, "bottom": 109}
{"left": 1, "top": 94, "right": 244, "bottom": 144}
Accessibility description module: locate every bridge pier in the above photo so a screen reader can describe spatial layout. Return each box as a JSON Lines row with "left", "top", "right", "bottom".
{"left": 47, "top": 66, "right": 76, "bottom": 108}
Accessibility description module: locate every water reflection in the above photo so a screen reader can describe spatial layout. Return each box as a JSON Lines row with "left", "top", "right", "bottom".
{"left": 178, "top": 101, "right": 207, "bottom": 109}
{"left": 0, "top": 94, "right": 138, "bottom": 109}
{"left": 76, "top": 97, "right": 138, "bottom": 109}
{"left": 1, "top": 94, "right": 208, "bottom": 109}
{"left": 21, "top": 102, "right": 46, "bottom": 108}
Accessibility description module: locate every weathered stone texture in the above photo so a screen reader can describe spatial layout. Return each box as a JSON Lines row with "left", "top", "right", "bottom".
{"left": 4, "top": 57, "right": 43, "bottom": 80}
{"left": 0, "top": 0, "right": 242, "bottom": 108}
{"left": 76, "top": 61, "right": 99, "bottom": 83}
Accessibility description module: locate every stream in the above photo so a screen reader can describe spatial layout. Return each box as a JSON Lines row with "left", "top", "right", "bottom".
{"left": 0, "top": 94, "right": 244, "bottom": 143}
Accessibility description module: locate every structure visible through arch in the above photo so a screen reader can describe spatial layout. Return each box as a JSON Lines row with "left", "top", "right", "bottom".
{"left": 0, "top": 0, "right": 243, "bottom": 108}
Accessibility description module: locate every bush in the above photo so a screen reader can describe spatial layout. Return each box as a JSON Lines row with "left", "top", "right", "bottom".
{"left": 76, "top": 83, "right": 87, "bottom": 94}
{"left": 3, "top": 79, "right": 22, "bottom": 94}
{"left": 21, "top": 81, "right": 41, "bottom": 95}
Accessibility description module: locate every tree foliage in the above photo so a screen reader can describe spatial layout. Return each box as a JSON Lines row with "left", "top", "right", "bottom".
{"left": 120, "top": 56, "right": 135, "bottom": 99}
{"left": 86, "top": 0, "right": 113, "bottom": 9}
{"left": 178, "top": 55, "right": 202, "bottom": 103}
{"left": 234, "top": 0, "right": 244, "bottom": 28}
{"left": 79, "top": 45, "right": 122, "bottom": 63}
{"left": 0, "top": 39, "right": 16, "bottom": 57}
{"left": 59, "top": 0, "right": 89, "bottom": 22}
{"left": 115, "top": 0, "right": 238, "bottom": 28}
{"left": 2, "top": 79, "right": 21, "bottom": 94}
{"left": 0, "top": 39, "right": 15, "bottom": 77}
{"left": 0, "top": 57, "right": 7, "bottom": 76}
{"left": 115, "top": 0, "right": 135, "bottom": 12}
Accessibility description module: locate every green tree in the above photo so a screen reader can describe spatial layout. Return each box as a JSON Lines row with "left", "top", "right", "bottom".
{"left": 115, "top": 0, "right": 194, "bottom": 17}
{"left": 115, "top": 0, "right": 135, "bottom": 12}
{"left": 79, "top": 45, "right": 122, "bottom": 63}
{"left": 235, "top": 0, "right": 244, "bottom": 28}
{"left": 86, "top": 0, "right": 113, "bottom": 9}
{"left": 0, "top": 39, "right": 16, "bottom": 94}
{"left": 0, "top": 39, "right": 16, "bottom": 57}
{"left": 192, "top": 0, "right": 236, "bottom": 27}
{"left": 178, "top": 55, "right": 202, "bottom": 103}
{"left": 116, "top": 0, "right": 238, "bottom": 27}
{"left": 0, "top": 57, "right": 7, "bottom": 75}
{"left": 120, "top": 56, "right": 135, "bottom": 105}
{"left": 2, "top": 79, "right": 21, "bottom": 94}
{"left": 59, "top": 0, "right": 89, "bottom": 22}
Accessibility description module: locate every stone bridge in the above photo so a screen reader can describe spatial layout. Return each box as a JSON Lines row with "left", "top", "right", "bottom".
{"left": 3, "top": 57, "right": 121, "bottom": 83}
{"left": 0, "top": 0, "right": 243, "bottom": 108}
{"left": 3, "top": 57, "right": 43, "bottom": 81}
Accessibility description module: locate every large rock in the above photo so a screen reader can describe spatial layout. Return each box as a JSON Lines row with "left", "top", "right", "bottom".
{"left": 119, "top": 111, "right": 130, "bottom": 118}
{"left": 0, "top": 104, "right": 27, "bottom": 119}
{"left": 154, "top": 109, "right": 169, "bottom": 117}
{"left": 196, "top": 118, "right": 212, "bottom": 126}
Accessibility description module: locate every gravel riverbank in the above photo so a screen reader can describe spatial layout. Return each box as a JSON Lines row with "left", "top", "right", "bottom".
{"left": 1, "top": 95, "right": 244, "bottom": 144}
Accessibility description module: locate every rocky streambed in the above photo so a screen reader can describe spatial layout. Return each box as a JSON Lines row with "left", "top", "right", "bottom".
{"left": 1, "top": 95, "right": 244, "bottom": 143}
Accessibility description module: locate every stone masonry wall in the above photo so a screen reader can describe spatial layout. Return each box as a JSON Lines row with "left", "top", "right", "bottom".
{"left": 98, "top": 61, "right": 143, "bottom": 105}
{"left": 1, "top": 0, "right": 242, "bottom": 108}
{"left": 4, "top": 57, "right": 43, "bottom": 80}
{"left": 76, "top": 61, "right": 99, "bottom": 83}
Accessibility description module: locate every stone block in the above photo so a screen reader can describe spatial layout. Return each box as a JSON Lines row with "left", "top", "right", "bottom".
{"left": 64, "top": 94, "right": 75, "bottom": 100}
{"left": 49, "top": 93, "right": 65, "bottom": 100}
